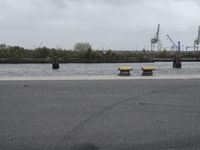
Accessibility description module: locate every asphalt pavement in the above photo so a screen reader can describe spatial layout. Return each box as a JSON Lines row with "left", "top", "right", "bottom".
{"left": 0, "top": 79, "right": 200, "bottom": 150}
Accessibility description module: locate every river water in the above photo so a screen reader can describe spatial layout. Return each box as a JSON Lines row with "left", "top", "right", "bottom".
{"left": 0, "top": 62, "right": 200, "bottom": 77}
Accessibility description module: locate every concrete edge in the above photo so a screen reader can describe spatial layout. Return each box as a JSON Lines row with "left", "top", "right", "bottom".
{"left": 0, "top": 75, "right": 200, "bottom": 81}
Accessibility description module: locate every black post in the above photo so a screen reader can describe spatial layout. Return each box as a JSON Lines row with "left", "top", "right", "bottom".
{"left": 52, "top": 57, "right": 60, "bottom": 69}
{"left": 173, "top": 41, "right": 182, "bottom": 69}
{"left": 173, "top": 56, "right": 181, "bottom": 69}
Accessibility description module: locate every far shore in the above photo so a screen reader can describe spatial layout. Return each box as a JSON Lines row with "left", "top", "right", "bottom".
{"left": 1, "top": 58, "right": 200, "bottom": 64}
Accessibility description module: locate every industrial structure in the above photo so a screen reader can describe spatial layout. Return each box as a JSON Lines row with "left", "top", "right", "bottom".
{"left": 166, "top": 34, "right": 180, "bottom": 51}
{"left": 150, "top": 24, "right": 200, "bottom": 52}
{"left": 151, "top": 24, "right": 161, "bottom": 51}
{"left": 194, "top": 26, "right": 200, "bottom": 51}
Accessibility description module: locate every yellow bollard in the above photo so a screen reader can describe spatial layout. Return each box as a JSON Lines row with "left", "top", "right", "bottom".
{"left": 118, "top": 66, "right": 133, "bottom": 76}
{"left": 142, "top": 66, "right": 156, "bottom": 76}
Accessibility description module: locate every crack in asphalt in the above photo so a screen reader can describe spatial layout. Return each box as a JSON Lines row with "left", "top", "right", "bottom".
{"left": 56, "top": 83, "right": 199, "bottom": 149}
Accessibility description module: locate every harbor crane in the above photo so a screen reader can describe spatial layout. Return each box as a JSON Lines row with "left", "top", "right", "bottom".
{"left": 166, "top": 34, "right": 181, "bottom": 68}
{"left": 151, "top": 24, "right": 161, "bottom": 51}
{"left": 166, "top": 34, "right": 181, "bottom": 52}
{"left": 186, "top": 46, "right": 194, "bottom": 51}
{"left": 194, "top": 26, "right": 200, "bottom": 51}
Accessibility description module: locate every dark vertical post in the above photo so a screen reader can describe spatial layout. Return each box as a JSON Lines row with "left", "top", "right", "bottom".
{"left": 173, "top": 41, "right": 182, "bottom": 69}
{"left": 52, "top": 57, "right": 60, "bottom": 69}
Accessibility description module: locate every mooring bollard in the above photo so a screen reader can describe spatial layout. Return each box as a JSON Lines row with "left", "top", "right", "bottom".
{"left": 173, "top": 56, "right": 182, "bottom": 69}
{"left": 142, "top": 66, "right": 156, "bottom": 76}
{"left": 52, "top": 62, "right": 59, "bottom": 69}
{"left": 118, "top": 66, "right": 133, "bottom": 76}
{"left": 52, "top": 57, "right": 60, "bottom": 69}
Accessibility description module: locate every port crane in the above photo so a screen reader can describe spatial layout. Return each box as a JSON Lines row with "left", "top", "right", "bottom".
{"left": 166, "top": 34, "right": 181, "bottom": 52}
{"left": 194, "top": 26, "right": 200, "bottom": 51}
{"left": 186, "top": 46, "right": 194, "bottom": 51}
{"left": 166, "top": 34, "right": 181, "bottom": 68}
{"left": 151, "top": 24, "right": 161, "bottom": 51}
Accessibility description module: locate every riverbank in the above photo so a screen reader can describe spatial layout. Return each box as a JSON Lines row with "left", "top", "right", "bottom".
{"left": 1, "top": 44, "right": 200, "bottom": 64}
{"left": 0, "top": 58, "right": 154, "bottom": 64}
{"left": 1, "top": 58, "right": 200, "bottom": 64}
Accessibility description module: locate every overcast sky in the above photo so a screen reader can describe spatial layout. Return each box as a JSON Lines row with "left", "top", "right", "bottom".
{"left": 0, "top": 0, "right": 200, "bottom": 50}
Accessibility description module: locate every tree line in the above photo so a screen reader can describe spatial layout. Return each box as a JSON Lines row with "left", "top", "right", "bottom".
{"left": 0, "top": 43, "right": 200, "bottom": 63}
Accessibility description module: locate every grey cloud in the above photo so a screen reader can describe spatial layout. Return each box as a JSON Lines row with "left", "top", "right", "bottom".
{"left": 68, "top": 0, "right": 141, "bottom": 6}
{"left": 0, "top": 0, "right": 200, "bottom": 49}
{"left": 32, "top": 0, "right": 68, "bottom": 9}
